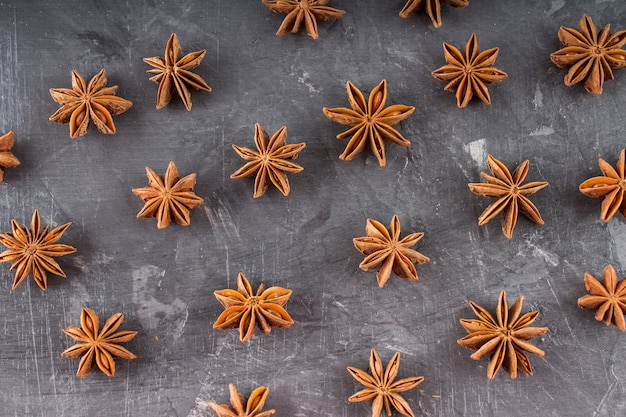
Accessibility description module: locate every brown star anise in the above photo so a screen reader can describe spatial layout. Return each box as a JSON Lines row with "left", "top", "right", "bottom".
{"left": 213, "top": 272, "right": 294, "bottom": 342}
{"left": 468, "top": 155, "right": 548, "bottom": 239}
{"left": 458, "top": 290, "right": 548, "bottom": 380}
{"left": 0, "top": 209, "right": 76, "bottom": 290}
{"left": 61, "top": 307, "right": 137, "bottom": 377}
{"left": 578, "top": 265, "right": 626, "bottom": 331}
{"left": 49, "top": 69, "right": 132, "bottom": 139}
{"left": 550, "top": 14, "right": 626, "bottom": 95}
{"left": 143, "top": 33, "right": 212, "bottom": 111}
{"left": 347, "top": 348, "right": 424, "bottom": 417}
{"left": 399, "top": 0, "right": 469, "bottom": 28}
{"left": 0, "top": 130, "right": 20, "bottom": 182}
{"left": 579, "top": 148, "right": 626, "bottom": 222}
{"left": 262, "top": 0, "right": 345, "bottom": 39}
{"left": 323, "top": 80, "right": 414, "bottom": 167}
{"left": 230, "top": 123, "right": 306, "bottom": 198}
{"left": 353, "top": 215, "right": 429, "bottom": 288}
{"left": 432, "top": 33, "right": 508, "bottom": 108}
{"left": 132, "top": 161, "right": 204, "bottom": 229}
{"left": 207, "top": 384, "right": 275, "bottom": 417}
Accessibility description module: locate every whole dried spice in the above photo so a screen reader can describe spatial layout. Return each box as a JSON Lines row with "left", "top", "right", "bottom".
{"left": 432, "top": 33, "right": 508, "bottom": 108}
{"left": 49, "top": 69, "right": 132, "bottom": 139}
{"left": 353, "top": 215, "right": 429, "bottom": 288}
{"left": 468, "top": 155, "right": 548, "bottom": 239}
{"left": 262, "top": 0, "right": 345, "bottom": 40}
{"left": 0, "top": 130, "right": 20, "bottom": 182}
{"left": 323, "top": 80, "right": 414, "bottom": 167}
{"left": 578, "top": 264, "right": 626, "bottom": 331}
{"left": 132, "top": 161, "right": 204, "bottom": 229}
{"left": 230, "top": 123, "right": 306, "bottom": 198}
{"left": 347, "top": 348, "right": 424, "bottom": 417}
{"left": 213, "top": 272, "right": 294, "bottom": 342}
{"left": 550, "top": 14, "right": 626, "bottom": 95}
{"left": 579, "top": 148, "right": 626, "bottom": 221}
{"left": 143, "top": 33, "right": 212, "bottom": 111}
{"left": 0, "top": 209, "right": 76, "bottom": 290}
{"left": 62, "top": 307, "right": 137, "bottom": 377}
{"left": 458, "top": 290, "right": 548, "bottom": 380}
{"left": 399, "top": 0, "right": 469, "bottom": 28}
{"left": 207, "top": 384, "right": 275, "bottom": 417}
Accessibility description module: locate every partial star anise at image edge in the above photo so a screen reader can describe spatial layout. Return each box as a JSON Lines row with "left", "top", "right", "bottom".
{"left": 578, "top": 264, "right": 626, "bottom": 331}
{"left": 207, "top": 384, "right": 275, "bottom": 417}
{"left": 579, "top": 148, "right": 626, "bottom": 221}
{"left": 400, "top": 0, "right": 469, "bottom": 28}
{"left": 0, "top": 130, "right": 20, "bottom": 182}
{"left": 262, "top": 0, "right": 345, "bottom": 40}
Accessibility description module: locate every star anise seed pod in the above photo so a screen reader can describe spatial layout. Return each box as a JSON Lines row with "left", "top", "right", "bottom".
{"left": 399, "top": 0, "right": 469, "bottom": 28}
{"left": 207, "top": 384, "right": 275, "bottom": 417}
{"left": 262, "top": 0, "right": 345, "bottom": 39}
{"left": 578, "top": 264, "right": 626, "bottom": 331}
{"left": 579, "top": 148, "right": 626, "bottom": 221}
{"left": 0, "top": 130, "right": 20, "bottom": 182}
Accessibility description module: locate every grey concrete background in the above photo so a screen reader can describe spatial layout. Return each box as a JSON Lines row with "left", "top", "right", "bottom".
{"left": 0, "top": 0, "right": 625, "bottom": 416}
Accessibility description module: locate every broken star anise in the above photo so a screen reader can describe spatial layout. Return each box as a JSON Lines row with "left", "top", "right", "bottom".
{"left": 262, "top": 0, "right": 345, "bottom": 40}
{"left": 579, "top": 148, "right": 626, "bottom": 222}
{"left": 578, "top": 264, "right": 626, "bottom": 331}
{"left": 207, "top": 384, "right": 275, "bottom": 417}
{"left": 0, "top": 130, "right": 20, "bottom": 182}
{"left": 400, "top": 0, "right": 469, "bottom": 28}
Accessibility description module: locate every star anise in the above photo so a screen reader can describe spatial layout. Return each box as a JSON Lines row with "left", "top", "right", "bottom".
{"left": 579, "top": 148, "right": 626, "bottom": 222}
{"left": 213, "top": 272, "right": 294, "bottom": 342}
{"left": 399, "top": 0, "right": 469, "bottom": 28}
{"left": 468, "top": 155, "right": 548, "bottom": 239}
{"left": 458, "top": 290, "right": 548, "bottom": 380}
{"left": 0, "top": 209, "right": 76, "bottom": 290}
{"left": 578, "top": 264, "right": 626, "bottom": 331}
{"left": 143, "top": 33, "right": 212, "bottom": 111}
{"left": 347, "top": 348, "right": 424, "bottom": 417}
{"left": 550, "top": 14, "right": 626, "bottom": 95}
{"left": 132, "top": 161, "right": 204, "bottom": 229}
{"left": 0, "top": 130, "right": 20, "bottom": 182}
{"left": 61, "top": 307, "right": 137, "bottom": 377}
{"left": 230, "top": 123, "right": 306, "bottom": 198}
{"left": 207, "top": 384, "right": 275, "bottom": 417}
{"left": 262, "top": 0, "right": 345, "bottom": 40}
{"left": 49, "top": 69, "right": 132, "bottom": 139}
{"left": 323, "top": 80, "right": 414, "bottom": 167}
{"left": 432, "top": 33, "right": 508, "bottom": 108}
{"left": 353, "top": 215, "right": 429, "bottom": 288}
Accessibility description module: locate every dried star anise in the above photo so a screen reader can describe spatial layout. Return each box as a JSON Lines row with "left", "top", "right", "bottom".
{"left": 207, "top": 384, "right": 275, "bottom": 417}
{"left": 578, "top": 264, "right": 626, "bottom": 331}
{"left": 262, "top": 0, "right": 345, "bottom": 39}
{"left": 400, "top": 0, "right": 469, "bottom": 28}
{"left": 0, "top": 131, "right": 20, "bottom": 182}
{"left": 579, "top": 148, "right": 626, "bottom": 222}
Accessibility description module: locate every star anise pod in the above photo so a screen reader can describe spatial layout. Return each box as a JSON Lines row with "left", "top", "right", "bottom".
{"left": 578, "top": 264, "right": 626, "bottom": 331}
{"left": 207, "top": 384, "right": 275, "bottom": 417}
{"left": 347, "top": 348, "right": 424, "bottom": 417}
{"left": 323, "top": 80, "right": 414, "bottom": 167}
{"left": 132, "top": 161, "right": 204, "bottom": 229}
{"left": 0, "top": 130, "right": 20, "bottom": 182}
{"left": 550, "top": 14, "right": 626, "bottom": 95}
{"left": 399, "top": 0, "right": 469, "bottom": 28}
{"left": 213, "top": 272, "right": 294, "bottom": 342}
{"left": 579, "top": 148, "right": 626, "bottom": 222}
{"left": 468, "top": 155, "right": 548, "bottom": 239}
{"left": 230, "top": 123, "right": 306, "bottom": 198}
{"left": 49, "top": 69, "right": 132, "bottom": 139}
{"left": 262, "top": 0, "right": 345, "bottom": 40}
{"left": 432, "top": 33, "right": 508, "bottom": 108}
{"left": 61, "top": 307, "right": 137, "bottom": 377}
{"left": 143, "top": 33, "right": 212, "bottom": 111}
{"left": 0, "top": 209, "right": 76, "bottom": 290}
{"left": 458, "top": 290, "right": 548, "bottom": 380}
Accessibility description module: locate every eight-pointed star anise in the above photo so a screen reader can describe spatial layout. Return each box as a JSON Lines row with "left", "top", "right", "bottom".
{"left": 0, "top": 209, "right": 76, "bottom": 290}
{"left": 457, "top": 290, "right": 549, "bottom": 380}
{"left": 347, "top": 348, "right": 424, "bottom": 417}
{"left": 49, "top": 69, "right": 133, "bottom": 138}
{"left": 468, "top": 155, "right": 548, "bottom": 239}
{"left": 579, "top": 148, "right": 626, "bottom": 222}
{"left": 61, "top": 307, "right": 137, "bottom": 377}
{"left": 353, "top": 215, "right": 430, "bottom": 288}
{"left": 0, "top": 130, "right": 20, "bottom": 182}
{"left": 262, "top": 0, "right": 345, "bottom": 40}
{"left": 143, "top": 33, "right": 212, "bottom": 111}
{"left": 399, "top": 0, "right": 469, "bottom": 28}
{"left": 578, "top": 264, "right": 626, "bottom": 331}
{"left": 323, "top": 80, "right": 415, "bottom": 167}
{"left": 132, "top": 161, "right": 204, "bottom": 229}
{"left": 230, "top": 123, "right": 306, "bottom": 198}
{"left": 207, "top": 384, "right": 276, "bottom": 417}
{"left": 213, "top": 272, "right": 294, "bottom": 342}
{"left": 550, "top": 14, "right": 626, "bottom": 95}
{"left": 432, "top": 33, "right": 508, "bottom": 108}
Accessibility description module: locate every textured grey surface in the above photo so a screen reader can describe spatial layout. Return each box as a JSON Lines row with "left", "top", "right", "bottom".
{"left": 1, "top": 0, "right": 626, "bottom": 416}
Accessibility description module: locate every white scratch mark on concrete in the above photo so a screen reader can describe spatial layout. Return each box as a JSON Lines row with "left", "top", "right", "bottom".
{"left": 297, "top": 70, "right": 318, "bottom": 93}
{"left": 546, "top": 0, "right": 565, "bottom": 16}
{"left": 462, "top": 138, "right": 487, "bottom": 166}
{"left": 527, "top": 241, "right": 560, "bottom": 267}
{"left": 532, "top": 84, "right": 544, "bottom": 109}
{"left": 529, "top": 125, "right": 555, "bottom": 137}
{"left": 593, "top": 379, "right": 617, "bottom": 417}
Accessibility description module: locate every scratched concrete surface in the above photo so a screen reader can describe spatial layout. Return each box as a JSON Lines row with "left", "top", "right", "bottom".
{"left": 0, "top": 0, "right": 625, "bottom": 416}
